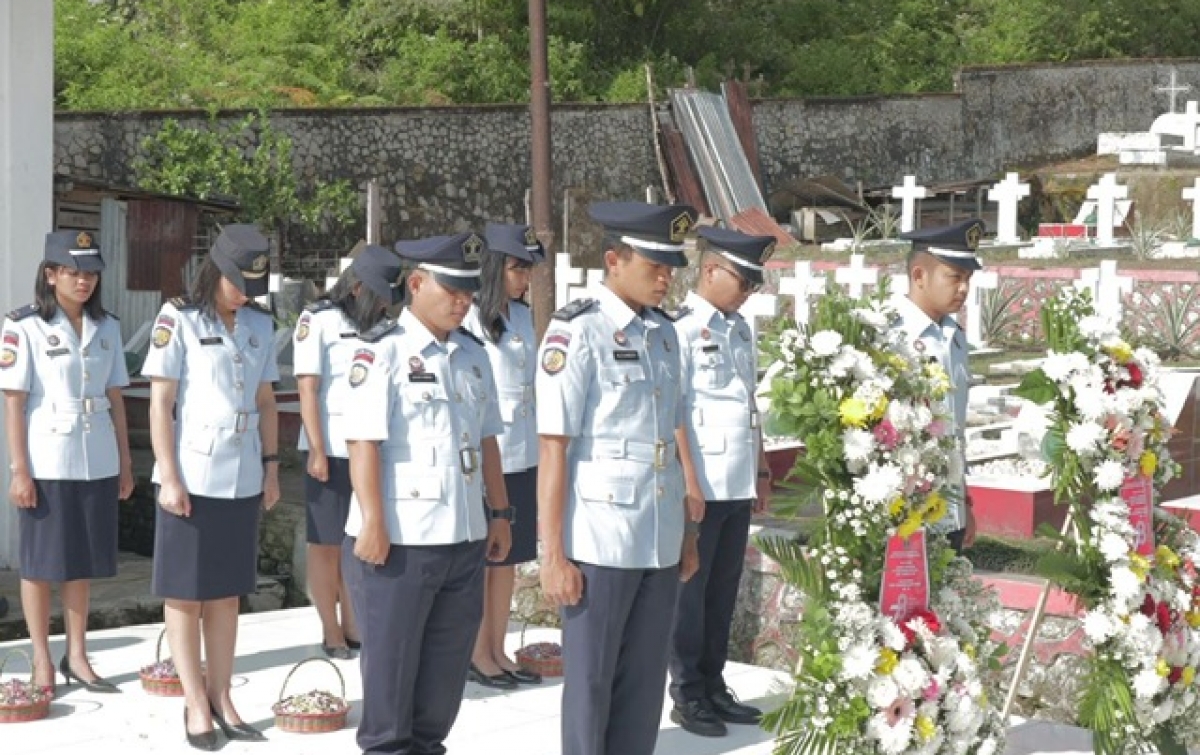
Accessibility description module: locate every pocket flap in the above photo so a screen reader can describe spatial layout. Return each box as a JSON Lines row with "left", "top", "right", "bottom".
{"left": 182, "top": 429, "right": 216, "bottom": 456}
{"left": 404, "top": 383, "right": 448, "bottom": 403}
{"left": 35, "top": 419, "right": 76, "bottom": 435}
{"left": 600, "top": 364, "right": 646, "bottom": 385}
{"left": 393, "top": 476, "right": 443, "bottom": 501}
{"left": 576, "top": 476, "right": 637, "bottom": 505}
{"left": 697, "top": 431, "right": 726, "bottom": 454}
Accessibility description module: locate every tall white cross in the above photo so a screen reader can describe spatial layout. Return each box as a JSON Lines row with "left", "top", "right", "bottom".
{"left": 1086, "top": 173, "right": 1129, "bottom": 245}
{"left": 778, "top": 261, "right": 827, "bottom": 326}
{"left": 835, "top": 254, "right": 879, "bottom": 298}
{"left": 964, "top": 270, "right": 999, "bottom": 348}
{"left": 1075, "top": 260, "right": 1133, "bottom": 321}
{"left": 891, "top": 175, "right": 929, "bottom": 233}
{"left": 1183, "top": 178, "right": 1200, "bottom": 240}
{"left": 1158, "top": 68, "right": 1192, "bottom": 114}
{"left": 988, "top": 173, "right": 1030, "bottom": 244}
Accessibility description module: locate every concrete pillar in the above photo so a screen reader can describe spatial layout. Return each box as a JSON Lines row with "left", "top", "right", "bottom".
{"left": 0, "top": 2, "right": 54, "bottom": 568}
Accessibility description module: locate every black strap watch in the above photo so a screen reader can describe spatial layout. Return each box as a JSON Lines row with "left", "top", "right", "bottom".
{"left": 488, "top": 506, "right": 515, "bottom": 523}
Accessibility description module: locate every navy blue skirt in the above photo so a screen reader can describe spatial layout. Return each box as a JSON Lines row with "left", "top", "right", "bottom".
{"left": 152, "top": 490, "right": 262, "bottom": 601}
{"left": 304, "top": 454, "right": 352, "bottom": 546}
{"left": 489, "top": 467, "right": 538, "bottom": 566}
{"left": 20, "top": 477, "right": 119, "bottom": 582}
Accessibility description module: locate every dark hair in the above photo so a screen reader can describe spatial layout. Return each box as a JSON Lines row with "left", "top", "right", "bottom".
{"left": 35, "top": 262, "right": 107, "bottom": 322}
{"left": 325, "top": 267, "right": 390, "bottom": 333}
{"left": 475, "top": 251, "right": 531, "bottom": 342}
{"left": 188, "top": 255, "right": 225, "bottom": 320}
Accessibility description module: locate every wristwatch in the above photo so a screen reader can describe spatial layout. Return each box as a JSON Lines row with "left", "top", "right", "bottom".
{"left": 488, "top": 506, "right": 515, "bottom": 523}
{"left": 262, "top": 454, "right": 280, "bottom": 464}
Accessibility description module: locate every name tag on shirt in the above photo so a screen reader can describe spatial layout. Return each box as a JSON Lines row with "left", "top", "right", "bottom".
{"left": 701, "top": 344, "right": 720, "bottom": 353}
{"left": 613, "top": 350, "right": 640, "bottom": 361}
{"left": 45, "top": 347, "right": 69, "bottom": 358}
{"left": 409, "top": 372, "right": 437, "bottom": 383}
{"left": 340, "top": 332, "right": 357, "bottom": 339}
{"left": 200, "top": 336, "right": 223, "bottom": 346}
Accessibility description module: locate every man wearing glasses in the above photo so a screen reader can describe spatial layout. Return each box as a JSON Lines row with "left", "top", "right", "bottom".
{"left": 667, "top": 226, "right": 775, "bottom": 737}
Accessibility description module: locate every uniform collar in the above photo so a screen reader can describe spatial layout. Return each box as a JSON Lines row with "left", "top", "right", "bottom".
{"left": 683, "top": 291, "right": 726, "bottom": 328}
{"left": 597, "top": 284, "right": 642, "bottom": 332}
{"left": 399, "top": 307, "right": 458, "bottom": 357}
{"left": 894, "top": 294, "right": 955, "bottom": 338}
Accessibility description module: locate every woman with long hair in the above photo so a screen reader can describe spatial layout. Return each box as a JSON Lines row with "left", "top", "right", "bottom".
{"left": 1, "top": 230, "right": 134, "bottom": 696}
{"left": 464, "top": 223, "right": 544, "bottom": 688}
{"left": 142, "top": 224, "right": 280, "bottom": 750}
{"left": 293, "top": 244, "right": 404, "bottom": 659}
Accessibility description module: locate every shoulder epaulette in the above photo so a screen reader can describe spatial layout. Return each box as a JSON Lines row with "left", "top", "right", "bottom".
{"left": 304, "top": 299, "right": 336, "bottom": 314}
{"left": 6, "top": 303, "right": 38, "bottom": 321}
{"left": 456, "top": 326, "right": 484, "bottom": 347}
{"left": 168, "top": 297, "right": 200, "bottom": 312}
{"left": 652, "top": 306, "right": 678, "bottom": 322}
{"left": 551, "top": 298, "right": 596, "bottom": 321}
{"left": 104, "top": 309, "right": 120, "bottom": 320}
{"left": 359, "top": 318, "right": 398, "bottom": 343}
{"left": 672, "top": 305, "right": 692, "bottom": 320}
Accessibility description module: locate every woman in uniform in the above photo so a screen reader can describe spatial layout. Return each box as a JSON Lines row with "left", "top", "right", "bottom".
{"left": 464, "top": 223, "right": 543, "bottom": 688}
{"left": 1, "top": 230, "right": 134, "bottom": 696}
{"left": 293, "top": 244, "right": 403, "bottom": 660}
{"left": 142, "top": 225, "right": 280, "bottom": 751}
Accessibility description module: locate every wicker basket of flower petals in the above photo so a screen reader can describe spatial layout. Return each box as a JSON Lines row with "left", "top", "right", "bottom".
{"left": 514, "top": 642, "right": 563, "bottom": 678}
{"left": 273, "top": 657, "right": 349, "bottom": 734}
{"left": 0, "top": 650, "right": 52, "bottom": 723}
{"left": 139, "top": 629, "right": 184, "bottom": 697}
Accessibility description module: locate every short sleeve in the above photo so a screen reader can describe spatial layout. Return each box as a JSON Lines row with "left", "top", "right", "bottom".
{"left": 259, "top": 317, "right": 281, "bottom": 384}
{"left": 477, "top": 357, "right": 504, "bottom": 439}
{"left": 140, "top": 305, "right": 184, "bottom": 381}
{"left": 342, "top": 344, "right": 392, "bottom": 442}
{"left": 0, "top": 318, "right": 32, "bottom": 392}
{"left": 292, "top": 310, "right": 325, "bottom": 377}
{"left": 105, "top": 321, "right": 131, "bottom": 389}
{"left": 535, "top": 322, "right": 590, "bottom": 437}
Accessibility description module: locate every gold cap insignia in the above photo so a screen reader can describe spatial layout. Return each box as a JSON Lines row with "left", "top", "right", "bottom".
{"left": 524, "top": 227, "right": 538, "bottom": 246}
{"left": 670, "top": 213, "right": 693, "bottom": 243}
{"left": 761, "top": 242, "right": 777, "bottom": 263}
{"left": 76, "top": 232, "right": 92, "bottom": 247}
{"left": 463, "top": 234, "right": 484, "bottom": 263}
{"left": 252, "top": 254, "right": 269, "bottom": 272}
{"left": 965, "top": 223, "right": 982, "bottom": 251}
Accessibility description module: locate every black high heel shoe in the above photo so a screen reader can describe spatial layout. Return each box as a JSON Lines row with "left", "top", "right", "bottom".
{"left": 58, "top": 655, "right": 120, "bottom": 693}
{"left": 210, "top": 702, "right": 267, "bottom": 742}
{"left": 184, "top": 708, "right": 219, "bottom": 751}
{"left": 467, "top": 663, "right": 518, "bottom": 690}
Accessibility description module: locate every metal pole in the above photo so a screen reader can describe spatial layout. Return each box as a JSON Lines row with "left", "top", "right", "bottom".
{"left": 528, "top": 0, "right": 555, "bottom": 340}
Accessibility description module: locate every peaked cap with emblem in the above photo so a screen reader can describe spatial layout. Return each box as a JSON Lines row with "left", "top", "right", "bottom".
{"left": 485, "top": 222, "right": 545, "bottom": 264}
{"left": 589, "top": 201, "right": 696, "bottom": 267}
{"left": 394, "top": 232, "right": 485, "bottom": 292}
{"left": 351, "top": 243, "right": 406, "bottom": 305}
{"left": 900, "top": 218, "right": 986, "bottom": 272}
{"left": 211, "top": 224, "right": 271, "bottom": 296}
{"left": 45, "top": 230, "right": 105, "bottom": 273}
{"left": 697, "top": 226, "right": 776, "bottom": 285}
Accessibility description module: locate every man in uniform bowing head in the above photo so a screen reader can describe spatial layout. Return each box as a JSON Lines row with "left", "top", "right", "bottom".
{"left": 340, "top": 231, "right": 512, "bottom": 755}
{"left": 536, "top": 201, "right": 702, "bottom": 755}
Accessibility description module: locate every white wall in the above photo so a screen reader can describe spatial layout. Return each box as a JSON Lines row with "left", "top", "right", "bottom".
{"left": 0, "top": 2, "right": 54, "bottom": 568}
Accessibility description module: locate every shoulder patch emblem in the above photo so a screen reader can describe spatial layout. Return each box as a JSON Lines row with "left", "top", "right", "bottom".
{"left": 541, "top": 347, "right": 567, "bottom": 375}
{"left": 551, "top": 298, "right": 596, "bottom": 322}
{"left": 152, "top": 312, "right": 176, "bottom": 349}
{"left": 0, "top": 348, "right": 16, "bottom": 369}
{"left": 6, "top": 303, "right": 37, "bottom": 322}
{"left": 3, "top": 330, "right": 19, "bottom": 348}
{"left": 349, "top": 348, "right": 375, "bottom": 387}
{"left": 296, "top": 313, "right": 311, "bottom": 342}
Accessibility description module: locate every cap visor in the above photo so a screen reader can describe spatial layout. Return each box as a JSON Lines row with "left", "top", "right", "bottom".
{"left": 932, "top": 253, "right": 982, "bottom": 272}
{"left": 433, "top": 272, "right": 481, "bottom": 293}
{"left": 70, "top": 256, "right": 106, "bottom": 273}
{"left": 631, "top": 246, "right": 688, "bottom": 268}
{"left": 243, "top": 275, "right": 270, "bottom": 297}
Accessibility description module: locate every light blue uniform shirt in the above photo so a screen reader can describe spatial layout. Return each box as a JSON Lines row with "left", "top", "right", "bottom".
{"left": 675, "top": 291, "right": 760, "bottom": 502}
{"left": 464, "top": 301, "right": 538, "bottom": 474}
{"left": 0, "top": 307, "right": 129, "bottom": 480}
{"left": 292, "top": 301, "right": 361, "bottom": 458}
{"left": 342, "top": 308, "right": 503, "bottom": 546}
{"left": 141, "top": 300, "right": 280, "bottom": 499}
{"left": 536, "top": 285, "right": 686, "bottom": 569}
{"left": 892, "top": 295, "right": 969, "bottom": 531}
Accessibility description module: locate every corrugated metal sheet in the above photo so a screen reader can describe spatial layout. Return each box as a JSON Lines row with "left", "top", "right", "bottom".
{"left": 730, "top": 207, "right": 797, "bottom": 247}
{"left": 99, "top": 198, "right": 163, "bottom": 347}
{"left": 722, "top": 80, "right": 763, "bottom": 189}
{"left": 660, "top": 119, "right": 710, "bottom": 216}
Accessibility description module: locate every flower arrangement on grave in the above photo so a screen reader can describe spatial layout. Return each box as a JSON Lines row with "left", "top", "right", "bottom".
{"left": 1014, "top": 288, "right": 1200, "bottom": 754}
{"left": 758, "top": 281, "right": 1006, "bottom": 755}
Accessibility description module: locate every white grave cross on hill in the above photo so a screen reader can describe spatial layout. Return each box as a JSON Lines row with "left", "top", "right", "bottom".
{"left": 1076, "top": 260, "right": 1133, "bottom": 321}
{"left": 1158, "top": 68, "right": 1192, "bottom": 114}
{"left": 1183, "top": 178, "right": 1200, "bottom": 240}
{"left": 835, "top": 254, "right": 879, "bottom": 298}
{"left": 1086, "top": 173, "right": 1129, "bottom": 245}
{"left": 778, "top": 261, "right": 827, "bottom": 326}
{"left": 891, "top": 175, "right": 928, "bottom": 233}
{"left": 988, "top": 173, "right": 1030, "bottom": 244}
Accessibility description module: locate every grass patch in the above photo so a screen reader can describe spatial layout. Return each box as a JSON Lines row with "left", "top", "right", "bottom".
{"left": 964, "top": 534, "right": 1057, "bottom": 575}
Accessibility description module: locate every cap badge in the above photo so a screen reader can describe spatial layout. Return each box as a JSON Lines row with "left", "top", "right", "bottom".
{"left": 251, "top": 254, "right": 269, "bottom": 273}
{"left": 761, "top": 241, "right": 777, "bottom": 263}
{"left": 76, "top": 232, "right": 92, "bottom": 247}
{"left": 670, "top": 213, "right": 692, "bottom": 243}
{"left": 463, "top": 234, "right": 484, "bottom": 263}
{"left": 965, "top": 224, "right": 982, "bottom": 250}
{"left": 613, "top": 331, "right": 628, "bottom": 346}
{"left": 524, "top": 227, "right": 538, "bottom": 246}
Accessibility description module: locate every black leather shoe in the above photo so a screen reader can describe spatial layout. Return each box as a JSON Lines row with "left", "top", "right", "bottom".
{"left": 503, "top": 667, "right": 543, "bottom": 685}
{"left": 211, "top": 702, "right": 267, "bottom": 742}
{"left": 345, "top": 636, "right": 362, "bottom": 650}
{"left": 467, "top": 663, "right": 517, "bottom": 690}
{"left": 59, "top": 655, "right": 120, "bottom": 693}
{"left": 322, "top": 643, "right": 353, "bottom": 660}
{"left": 709, "top": 688, "right": 762, "bottom": 724}
{"left": 670, "top": 699, "right": 727, "bottom": 737}
{"left": 184, "top": 709, "right": 219, "bottom": 751}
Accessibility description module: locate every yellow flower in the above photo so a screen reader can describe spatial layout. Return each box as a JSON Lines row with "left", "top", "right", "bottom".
{"left": 1156, "top": 545, "right": 1180, "bottom": 570}
{"left": 876, "top": 648, "right": 899, "bottom": 675}
{"left": 896, "top": 512, "right": 923, "bottom": 539}
{"left": 925, "top": 362, "right": 950, "bottom": 397}
{"left": 1184, "top": 667, "right": 1196, "bottom": 686}
{"left": 978, "top": 690, "right": 989, "bottom": 708}
{"left": 1186, "top": 611, "right": 1200, "bottom": 629}
{"left": 922, "top": 492, "right": 948, "bottom": 524}
{"left": 963, "top": 643, "right": 977, "bottom": 661}
{"left": 1106, "top": 341, "right": 1133, "bottom": 363}
{"left": 915, "top": 715, "right": 936, "bottom": 742}
{"left": 839, "top": 398, "right": 870, "bottom": 428}
{"left": 871, "top": 395, "right": 889, "bottom": 421}
{"left": 1140, "top": 451, "right": 1158, "bottom": 478}
{"left": 887, "top": 354, "right": 910, "bottom": 372}
{"left": 1131, "top": 554, "right": 1151, "bottom": 581}
{"left": 1157, "top": 658, "right": 1171, "bottom": 678}
{"left": 888, "top": 498, "right": 906, "bottom": 518}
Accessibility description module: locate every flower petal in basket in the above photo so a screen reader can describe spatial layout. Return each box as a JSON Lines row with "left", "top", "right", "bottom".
{"left": 273, "top": 657, "right": 349, "bottom": 734}
{"left": 0, "top": 650, "right": 52, "bottom": 723}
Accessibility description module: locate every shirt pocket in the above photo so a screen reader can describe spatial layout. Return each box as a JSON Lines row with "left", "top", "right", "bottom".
{"left": 695, "top": 351, "right": 734, "bottom": 389}
{"left": 181, "top": 428, "right": 217, "bottom": 457}
{"left": 403, "top": 382, "right": 451, "bottom": 437}
{"left": 575, "top": 468, "right": 637, "bottom": 507}
{"left": 696, "top": 429, "right": 726, "bottom": 455}
{"left": 388, "top": 472, "right": 444, "bottom": 504}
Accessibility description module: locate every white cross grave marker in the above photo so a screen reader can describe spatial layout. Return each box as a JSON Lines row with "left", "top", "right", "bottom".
{"left": 891, "top": 175, "right": 929, "bottom": 233}
{"left": 988, "top": 173, "right": 1030, "bottom": 244}
{"left": 778, "top": 261, "right": 826, "bottom": 326}
{"left": 964, "top": 270, "right": 999, "bottom": 348}
{"left": 835, "top": 254, "right": 879, "bottom": 298}
{"left": 1086, "top": 173, "right": 1129, "bottom": 245}
{"left": 738, "top": 292, "right": 779, "bottom": 345}
{"left": 554, "top": 252, "right": 603, "bottom": 307}
{"left": 1183, "top": 178, "right": 1200, "bottom": 240}
{"left": 1075, "top": 260, "right": 1133, "bottom": 321}
{"left": 1158, "top": 68, "right": 1192, "bottom": 114}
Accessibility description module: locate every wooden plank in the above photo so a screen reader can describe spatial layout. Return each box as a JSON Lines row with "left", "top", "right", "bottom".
{"left": 55, "top": 210, "right": 102, "bottom": 230}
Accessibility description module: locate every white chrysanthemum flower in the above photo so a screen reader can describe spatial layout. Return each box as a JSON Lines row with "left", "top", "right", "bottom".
{"left": 867, "top": 676, "right": 901, "bottom": 709}
{"left": 1073, "top": 384, "right": 1108, "bottom": 420}
{"left": 809, "top": 330, "right": 843, "bottom": 358}
{"left": 1082, "top": 611, "right": 1117, "bottom": 644}
{"left": 1065, "top": 421, "right": 1106, "bottom": 456}
{"left": 893, "top": 657, "right": 930, "bottom": 695}
{"left": 841, "top": 644, "right": 878, "bottom": 681}
{"left": 886, "top": 400, "right": 916, "bottom": 432}
{"left": 1042, "top": 351, "right": 1084, "bottom": 382}
{"left": 853, "top": 307, "right": 891, "bottom": 329}
{"left": 1110, "top": 567, "right": 1143, "bottom": 603}
{"left": 854, "top": 463, "right": 905, "bottom": 505}
{"left": 1098, "top": 532, "right": 1130, "bottom": 562}
{"left": 1132, "top": 666, "right": 1165, "bottom": 700}
{"left": 880, "top": 621, "right": 907, "bottom": 651}
{"left": 977, "top": 737, "right": 999, "bottom": 755}
{"left": 843, "top": 429, "right": 876, "bottom": 463}
{"left": 1094, "top": 459, "right": 1127, "bottom": 491}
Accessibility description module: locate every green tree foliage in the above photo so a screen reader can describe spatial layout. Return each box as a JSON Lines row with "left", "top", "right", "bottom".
{"left": 54, "top": 0, "right": 1200, "bottom": 108}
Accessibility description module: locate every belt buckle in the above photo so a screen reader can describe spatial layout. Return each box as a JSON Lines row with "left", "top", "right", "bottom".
{"left": 654, "top": 440, "right": 667, "bottom": 470}
{"left": 82, "top": 397, "right": 94, "bottom": 414}
{"left": 234, "top": 412, "right": 249, "bottom": 433}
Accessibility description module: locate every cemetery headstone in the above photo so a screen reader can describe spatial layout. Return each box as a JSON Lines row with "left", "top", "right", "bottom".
{"left": 891, "top": 175, "right": 928, "bottom": 234}
{"left": 988, "top": 173, "right": 1030, "bottom": 244}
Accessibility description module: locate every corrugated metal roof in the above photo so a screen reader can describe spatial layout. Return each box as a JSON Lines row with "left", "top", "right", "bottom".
{"left": 730, "top": 207, "right": 797, "bottom": 246}
{"left": 670, "top": 88, "right": 768, "bottom": 223}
